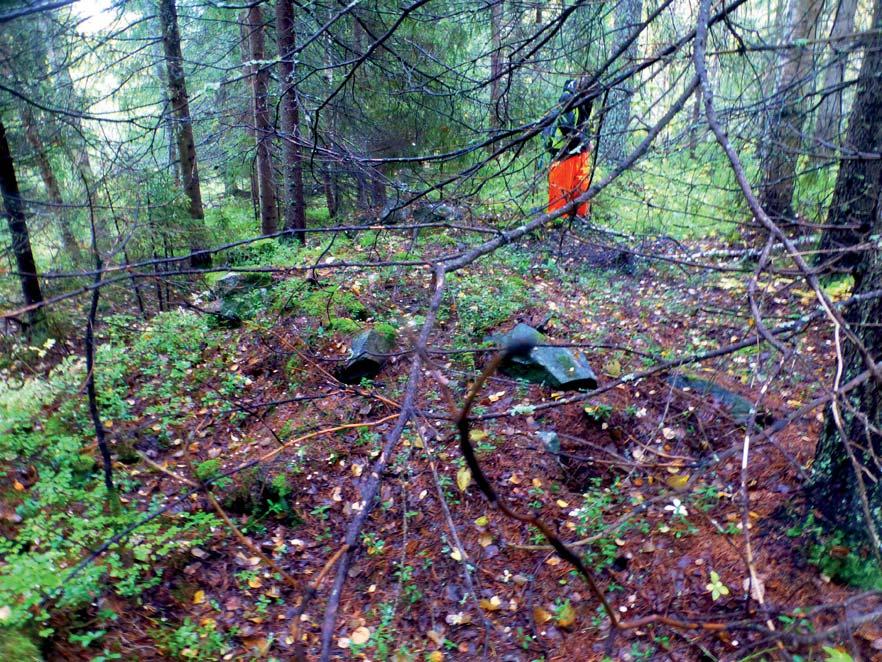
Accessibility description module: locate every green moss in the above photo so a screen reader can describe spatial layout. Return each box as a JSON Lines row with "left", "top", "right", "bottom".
{"left": 374, "top": 322, "right": 397, "bottom": 343}
{"left": 274, "top": 281, "right": 367, "bottom": 321}
{"left": 328, "top": 317, "right": 361, "bottom": 334}
{"left": 194, "top": 459, "right": 221, "bottom": 482}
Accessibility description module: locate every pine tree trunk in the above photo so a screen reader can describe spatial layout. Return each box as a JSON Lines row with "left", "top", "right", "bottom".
{"left": 601, "top": 0, "right": 644, "bottom": 164}
{"left": 811, "top": 0, "right": 882, "bottom": 544}
{"left": 759, "top": 0, "right": 824, "bottom": 223}
{"left": 246, "top": 4, "right": 278, "bottom": 235}
{"left": 812, "top": 225, "right": 882, "bottom": 542}
{"left": 0, "top": 119, "right": 44, "bottom": 327}
{"left": 816, "top": 0, "right": 882, "bottom": 269}
{"left": 813, "top": 0, "right": 859, "bottom": 154}
{"left": 22, "top": 107, "right": 81, "bottom": 263}
{"left": 158, "top": 0, "right": 211, "bottom": 268}
{"left": 276, "top": 0, "right": 307, "bottom": 244}
{"left": 323, "top": 167, "right": 338, "bottom": 219}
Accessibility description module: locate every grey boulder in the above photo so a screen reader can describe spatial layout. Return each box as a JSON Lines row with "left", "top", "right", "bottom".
{"left": 494, "top": 323, "right": 597, "bottom": 391}
{"left": 336, "top": 329, "right": 395, "bottom": 384}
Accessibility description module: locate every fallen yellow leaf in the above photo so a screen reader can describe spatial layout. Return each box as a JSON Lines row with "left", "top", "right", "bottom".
{"left": 556, "top": 602, "right": 576, "bottom": 628}
{"left": 469, "top": 429, "right": 487, "bottom": 442}
{"left": 350, "top": 626, "right": 371, "bottom": 645}
{"left": 479, "top": 596, "right": 502, "bottom": 612}
{"left": 532, "top": 606, "right": 553, "bottom": 624}
{"left": 456, "top": 467, "right": 472, "bottom": 493}
{"left": 665, "top": 474, "right": 690, "bottom": 490}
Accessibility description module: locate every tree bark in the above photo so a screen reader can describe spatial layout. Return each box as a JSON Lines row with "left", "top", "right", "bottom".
{"left": 488, "top": 0, "right": 505, "bottom": 137}
{"left": 323, "top": 167, "right": 338, "bottom": 219}
{"left": 812, "top": 0, "right": 882, "bottom": 544}
{"left": 600, "top": 0, "right": 644, "bottom": 164}
{"left": 0, "top": 119, "right": 44, "bottom": 327}
{"left": 758, "top": 0, "right": 824, "bottom": 223}
{"left": 276, "top": 0, "right": 307, "bottom": 244}
{"left": 246, "top": 4, "right": 278, "bottom": 235}
{"left": 816, "top": 0, "right": 882, "bottom": 269}
{"left": 158, "top": 0, "right": 211, "bottom": 268}
{"left": 813, "top": 0, "right": 859, "bottom": 154}
{"left": 22, "top": 106, "right": 81, "bottom": 262}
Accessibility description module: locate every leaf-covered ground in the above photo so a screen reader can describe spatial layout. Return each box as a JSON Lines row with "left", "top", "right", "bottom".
{"left": 5, "top": 227, "right": 880, "bottom": 661}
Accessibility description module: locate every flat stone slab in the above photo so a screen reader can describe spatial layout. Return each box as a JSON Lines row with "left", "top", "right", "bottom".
{"left": 336, "top": 329, "right": 395, "bottom": 384}
{"left": 666, "top": 374, "right": 773, "bottom": 425}
{"left": 494, "top": 323, "right": 597, "bottom": 391}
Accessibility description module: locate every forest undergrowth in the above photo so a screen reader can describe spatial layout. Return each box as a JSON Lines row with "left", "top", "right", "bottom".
{"left": 2, "top": 217, "right": 878, "bottom": 661}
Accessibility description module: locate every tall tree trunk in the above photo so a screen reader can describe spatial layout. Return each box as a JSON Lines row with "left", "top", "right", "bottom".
{"left": 238, "top": 17, "right": 260, "bottom": 218}
{"left": 816, "top": 0, "right": 882, "bottom": 269}
{"left": 600, "top": 0, "right": 644, "bottom": 164}
{"left": 0, "top": 119, "right": 44, "bottom": 327}
{"left": 488, "top": 0, "right": 505, "bottom": 137}
{"left": 276, "top": 0, "right": 307, "bottom": 244}
{"left": 158, "top": 0, "right": 211, "bottom": 268}
{"left": 370, "top": 165, "right": 387, "bottom": 210}
{"left": 688, "top": 87, "right": 703, "bottom": 157}
{"left": 246, "top": 4, "right": 278, "bottom": 235}
{"left": 323, "top": 167, "right": 338, "bottom": 219}
{"left": 813, "top": 0, "right": 859, "bottom": 154}
{"left": 759, "top": 0, "right": 824, "bottom": 223}
{"left": 22, "top": 106, "right": 81, "bottom": 262}
{"left": 811, "top": 0, "right": 882, "bottom": 544}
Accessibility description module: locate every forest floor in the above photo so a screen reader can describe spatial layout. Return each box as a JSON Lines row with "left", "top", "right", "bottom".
{"left": 6, "top": 224, "right": 881, "bottom": 661}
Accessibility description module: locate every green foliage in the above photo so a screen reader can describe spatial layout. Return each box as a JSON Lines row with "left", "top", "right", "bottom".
{"left": 448, "top": 271, "right": 531, "bottom": 338}
{"left": 194, "top": 459, "right": 221, "bottom": 482}
{"left": 273, "top": 280, "right": 369, "bottom": 333}
{"left": 0, "top": 628, "right": 41, "bottom": 661}
{"left": 569, "top": 478, "right": 631, "bottom": 570}
{"left": 350, "top": 601, "right": 396, "bottom": 660}
{"left": 152, "top": 618, "right": 230, "bottom": 660}
{"left": 0, "top": 313, "right": 220, "bottom": 632}
{"left": 787, "top": 513, "right": 882, "bottom": 589}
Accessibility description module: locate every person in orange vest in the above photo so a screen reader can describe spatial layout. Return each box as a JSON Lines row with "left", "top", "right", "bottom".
{"left": 544, "top": 79, "right": 594, "bottom": 218}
